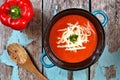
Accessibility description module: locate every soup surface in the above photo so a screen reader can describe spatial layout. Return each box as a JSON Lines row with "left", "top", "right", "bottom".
{"left": 49, "top": 15, "right": 98, "bottom": 63}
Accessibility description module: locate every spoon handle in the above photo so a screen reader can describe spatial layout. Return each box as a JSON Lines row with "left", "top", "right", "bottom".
{"left": 33, "top": 67, "right": 47, "bottom": 80}
{"left": 24, "top": 57, "right": 47, "bottom": 80}
{"left": 7, "top": 43, "right": 47, "bottom": 80}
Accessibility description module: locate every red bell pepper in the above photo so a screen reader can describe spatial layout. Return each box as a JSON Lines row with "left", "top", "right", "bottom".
{"left": 0, "top": 0, "right": 34, "bottom": 30}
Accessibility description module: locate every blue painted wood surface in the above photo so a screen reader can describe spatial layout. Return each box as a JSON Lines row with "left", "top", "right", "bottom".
{"left": 0, "top": 0, "right": 120, "bottom": 80}
{"left": 43, "top": 0, "right": 89, "bottom": 80}
{"left": 91, "top": 46, "right": 120, "bottom": 80}
{"left": 0, "top": 30, "right": 33, "bottom": 80}
{"left": 90, "top": 0, "right": 120, "bottom": 80}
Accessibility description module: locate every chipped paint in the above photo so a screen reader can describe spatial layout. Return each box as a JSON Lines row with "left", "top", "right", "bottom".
{"left": 73, "top": 70, "right": 87, "bottom": 80}
{"left": 43, "top": 4, "right": 68, "bottom": 80}
{"left": 93, "top": 46, "right": 120, "bottom": 80}
{"left": 6, "top": 30, "right": 33, "bottom": 46}
{"left": 44, "top": 53, "right": 88, "bottom": 80}
{"left": 90, "top": 62, "right": 98, "bottom": 80}
{"left": 44, "top": 57, "right": 68, "bottom": 80}
{"left": 0, "top": 30, "right": 33, "bottom": 80}
{"left": 105, "top": 65, "right": 116, "bottom": 80}
{"left": 53, "top": 5, "right": 59, "bottom": 16}
{"left": 0, "top": 50, "right": 19, "bottom": 80}
{"left": 43, "top": 5, "right": 88, "bottom": 80}
{"left": 105, "top": 0, "right": 120, "bottom": 52}
{"left": 68, "top": 71, "right": 73, "bottom": 80}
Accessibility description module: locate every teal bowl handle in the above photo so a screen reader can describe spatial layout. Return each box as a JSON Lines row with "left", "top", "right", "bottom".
{"left": 40, "top": 49, "right": 55, "bottom": 68}
{"left": 92, "top": 10, "right": 108, "bottom": 27}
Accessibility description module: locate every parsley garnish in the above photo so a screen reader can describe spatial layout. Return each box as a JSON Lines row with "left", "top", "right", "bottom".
{"left": 69, "top": 34, "right": 78, "bottom": 43}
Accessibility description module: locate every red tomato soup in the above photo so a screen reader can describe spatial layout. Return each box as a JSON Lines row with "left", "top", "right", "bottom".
{"left": 49, "top": 15, "right": 98, "bottom": 63}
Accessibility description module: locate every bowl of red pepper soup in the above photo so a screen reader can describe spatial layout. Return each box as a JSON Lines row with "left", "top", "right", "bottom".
{"left": 41, "top": 8, "right": 108, "bottom": 70}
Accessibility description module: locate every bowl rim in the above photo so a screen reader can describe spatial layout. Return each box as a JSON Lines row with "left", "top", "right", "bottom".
{"left": 44, "top": 8, "right": 105, "bottom": 70}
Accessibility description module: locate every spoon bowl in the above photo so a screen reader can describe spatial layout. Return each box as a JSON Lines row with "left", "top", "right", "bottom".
{"left": 7, "top": 43, "right": 47, "bottom": 80}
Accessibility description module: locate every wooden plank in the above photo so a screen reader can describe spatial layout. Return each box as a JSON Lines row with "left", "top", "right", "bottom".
{"left": 19, "top": 0, "right": 43, "bottom": 79}
{"left": 0, "top": 0, "right": 43, "bottom": 80}
{"left": 43, "top": 0, "right": 89, "bottom": 80}
{"left": 90, "top": 0, "right": 120, "bottom": 80}
{"left": 43, "top": 0, "right": 89, "bottom": 31}
{"left": 0, "top": 1, "right": 13, "bottom": 80}
{"left": 0, "top": 31, "right": 12, "bottom": 79}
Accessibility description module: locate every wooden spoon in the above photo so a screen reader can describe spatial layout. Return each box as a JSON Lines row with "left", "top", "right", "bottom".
{"left": 7, "top": 43, "right": 47, "bottom": 80}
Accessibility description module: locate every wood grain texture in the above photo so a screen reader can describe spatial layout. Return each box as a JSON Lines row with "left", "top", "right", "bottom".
{"left": 43, "top": 0, "right": 89, "bottom": 80}
{"left": 0, "top": 1, "right": 13, "bottom": 80}
{"left": 0, "top": 0, "right": 120, "bottom": 80}
{"left": 18, "top": 0, "right": 43, "bottom": 79}
{"left": 91, "top": 0, "right": 120, "bottom": 52}
{"left": 90, "top": 0, "right": 120, "bottom": 80}
{"left": 105, "top": 65, "right": 116, "bottom": 80}
{"left": 43, "top": 0, "right": 89, "bottom": 32}
{"left": 0, "top": 0, "right": 42, "bottom": 80}
{"left": 7, "top": 43, "right": 47, "bottom": 80}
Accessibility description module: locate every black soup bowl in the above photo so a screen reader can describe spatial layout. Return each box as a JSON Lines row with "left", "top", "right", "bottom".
{"left": 40, "top": 8, "right": 108, "bottom": 71}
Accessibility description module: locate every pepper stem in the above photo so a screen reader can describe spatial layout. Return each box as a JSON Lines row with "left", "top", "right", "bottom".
{"left": 9, "top": 6, "right": 21, "bottom": 19}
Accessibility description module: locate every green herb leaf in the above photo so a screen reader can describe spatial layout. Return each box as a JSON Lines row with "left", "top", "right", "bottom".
{"left": 69, "top": 34, "right": 78, "bottom": 43}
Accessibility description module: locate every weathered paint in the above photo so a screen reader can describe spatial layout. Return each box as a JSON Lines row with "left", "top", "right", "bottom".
{"left": 53, "top": 5, "right": 59, "bottom": 16}
{"left": 44, "top": 57, "right": 88, "bottom": 80}
{"left": 0, "top": 0, "right": 119, "bottom": 79}
{"left": 93, "top": 46, "right": 120, "bottom": 80}
{"left": 0, "top": 30, "right": 33, "bottom": 80}
{"left": 44, "top": 57, "right": 68, "bottom": 80}
{"left": 73, "top": 70, "right": 87, "bottom": 80}
{"left": 105, "top": 65, "right": 116, "bottom": 80}
{"left": 6, "top": 30, "right": 33, "bottom": 47}
{"left": 43, "top": 3, "right": 88, "bottom": 80}
{"left": 43, "top": 49, "right": 88, "bottom": 80}
{"left": 43, "top": 4, "right": 68, "bottom": 80}
{"left": 0, "top": 50, "right": 19, "bottom": 80}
